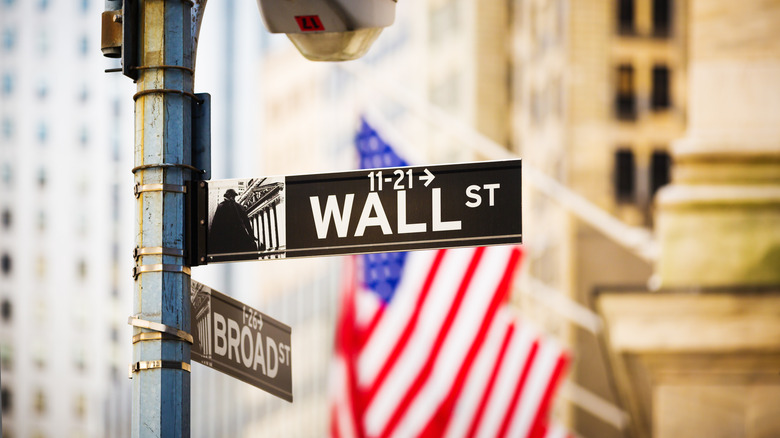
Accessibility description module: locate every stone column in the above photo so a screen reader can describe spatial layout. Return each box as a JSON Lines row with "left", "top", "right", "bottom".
{"left": 597, "top": 2, "right": 780, "bottom": 438}
{"left": 656, "top": 0, "right": 780, "bottom": 286}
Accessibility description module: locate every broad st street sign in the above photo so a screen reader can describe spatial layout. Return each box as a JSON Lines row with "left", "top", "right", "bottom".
{"left": 190, "top": 280, "right": 293, "bottom": 402}
{"left": 189, "top": 159, "right": 521, "bottom": 264}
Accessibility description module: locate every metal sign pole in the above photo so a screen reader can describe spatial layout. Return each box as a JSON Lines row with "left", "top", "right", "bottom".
{"left": 130, "top": 0, "right": 193, "bottom": 435}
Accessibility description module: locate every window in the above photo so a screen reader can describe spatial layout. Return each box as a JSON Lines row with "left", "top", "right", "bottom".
{"left": 79, "top": 126, "right": 89, "bottom": 147}
{"left": 2, "top": 28, "right": 16, "bottom": 51}
{"left": 37, "top": 210, "right": 46, "bottom": 232}
{"left": 74, "top": 394, "right": 87, "bottom": 418}
{"left": 79, "top": 35, "right": 89, "bottom": 56}
{"left": 1, "top": 117, "right": 12, "bottom": 139}
{"left": 37, "top": 80, "right": 48, "bottom": 100}
{"left": 1, "top": 163, "right": 13, "bottom": 185}
{"left": 1, "top": 387, "right": 11, "bottom": 413}
{"left": 1, "top": 253, "right": 11, "bottom": 275}
{"left": 37, "top": 167, "right": 47, "bottom": 188}
{"left": 653, "top": 0, "right": 672, "bottom": 36}
{"left": 78, "top": 85, "right": 89, "bottom": 103}
{"left": 0, "top": 344, "right": 12, "bottom": 370}
{"left": 614, "top": 149, "right": 636, "bottom": 202}
{"left": 37, "top": 121, "right": 48, "bottom": 144}
{"left": 1, "top": 208, "right": 10, "bottom": 229}
{"left": 77, "top": 259, "right": 87, "bottom": 280}
{"left": 617, "top": 0, "right": 635, "bottom": 34}
{"left": 650, "top": 149, "right": 672, "bottom": 196}
{"left": 1, "top": 72, "right": 13, "bottom": 96}
{"left": 1, "top": 299, "right": 11, "bottom": 321}
{"left": 615, "top": 64, "right": 636, "bottom": 120}
{"left": 34, "top": 389, "right": 46, "bottom": 414}
{"left": 651, "top": 65, "right": 671, "bottom": 109}
{"left": 429, "top": 0, "right": 459, "bottom": 45}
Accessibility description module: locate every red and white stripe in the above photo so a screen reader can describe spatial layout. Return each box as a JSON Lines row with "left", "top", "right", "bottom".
{"left": 331, "top": 246, "right": 569, "bottom": 438}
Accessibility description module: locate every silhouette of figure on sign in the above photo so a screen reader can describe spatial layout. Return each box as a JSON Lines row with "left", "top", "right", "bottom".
{"left": 209, "top": 189, "right": 263, "bottom": 254}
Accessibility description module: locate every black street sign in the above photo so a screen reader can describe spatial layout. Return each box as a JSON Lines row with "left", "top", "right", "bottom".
{"left": 190, "top": 280, "right": 292, "bottom": 402}
{"left": 192, "top": 159, "right": 521, "bottom": 264}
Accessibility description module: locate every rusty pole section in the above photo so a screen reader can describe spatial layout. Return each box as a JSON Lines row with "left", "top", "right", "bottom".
{"left": 131, "top": 0, "right": 193, "bottom": 435}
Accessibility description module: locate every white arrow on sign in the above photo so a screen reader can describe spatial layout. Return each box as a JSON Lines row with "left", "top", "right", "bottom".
{"left": 419, "top": 168, "right": 435, "bottom": 187}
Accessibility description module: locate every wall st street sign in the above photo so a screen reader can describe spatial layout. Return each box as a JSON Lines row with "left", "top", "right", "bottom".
{"left": 189, "top": 159, "right": 521, "bottom": 264}
{"left": 190, "top": 280, "right": 293, "bottom": 402}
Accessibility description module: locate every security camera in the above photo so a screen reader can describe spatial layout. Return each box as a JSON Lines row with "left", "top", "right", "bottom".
{"left": 256, "top": 0, "right": 397, "bottom": 61}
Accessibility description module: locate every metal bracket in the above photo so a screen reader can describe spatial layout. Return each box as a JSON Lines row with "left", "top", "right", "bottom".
{"left": 131, "top": 162, "right": 203, "bottom": 174}
{"left": 129, "top": 360, "right": 191, "bottom": 379}
{"left": 134, "top": 183, "right": 187, "bottom": 198}
{"left": 133, "top": 88, "right": 203, "bottom": 102}
{"left": 132, "top": 332, "right": 185, "bottom": 344}
{"left": 186, "top": 180, "right": 209, "bottom": 267}
{"left": 133, "top": 247, "right": 185, "bottom": 260}
{"left": 132, "top": 264, "right": 191, "bottom": 279}
{"left": 128, "top": 316, "right": 193, "bottom": 344}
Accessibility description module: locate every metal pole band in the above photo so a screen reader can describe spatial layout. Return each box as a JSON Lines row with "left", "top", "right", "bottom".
{"left": 133, "top": 88, "right": 202, "bottom": 102}
{"left": 134, "top": 183, "right": 187, "bottom": 198}
{"left": 128, "top": 316, "right": 194, "bottom": 344}
{"left": 129, "top": 360, "right": 191, "bottom": 379}
{"left": 132, "top": 264, "right": 191, "bottom": 279}
{"left": 134, "top": 65, "right": 195, "bottom": 76}
{"left": 131, "top": 163, "right": 204, "bottom": 174}
{"left": 134, "top": 246, "right": 185, "bottom": 259}
{"left": 132, "top": 332, "right": 184, "bottom": 344}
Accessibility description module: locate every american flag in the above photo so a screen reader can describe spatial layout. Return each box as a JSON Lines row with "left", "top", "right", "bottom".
{"left": 330, "top": 118, "right": 571, "bottom": 438}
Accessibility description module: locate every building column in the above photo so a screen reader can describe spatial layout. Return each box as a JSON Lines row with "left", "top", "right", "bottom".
{"left": 597, "top": 1, "right": 780, "bottom": 437}
{"left": 656, "top": 0, "right": 780, "bottom": 287}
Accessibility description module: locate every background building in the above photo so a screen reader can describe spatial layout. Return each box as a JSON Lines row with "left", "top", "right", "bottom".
{"left": 0, "top": 0, "right": 135, "bottom": 437}
{"left": 2, "top": 0, "right": 778, "bottom": 437}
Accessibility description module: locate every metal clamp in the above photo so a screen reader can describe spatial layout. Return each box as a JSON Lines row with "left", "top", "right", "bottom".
{"left": 133, "top": 88, "right": 202, "bottom": 103}
{"left": 131, "top": 162, "right": 204, "bottom": 174}
{"left": 133, "top": 64, "right": 195, "bottom": 76}
{"left": 132, "top": 264, "right": 191, "bottom": 279}
{"left": 132, "top": 332, "right": 185, "bottom": 344}
{"left": 129, "top": 360, "right": 191, "bottom": 379}
{"left": 134, "top": 183, "right": 187, "bottom": 198}
{"left": 133, "top": 247, "right": 185, "bottom": 259}
{"left": 128, "top": 316, "right": 193, "bottom": 344}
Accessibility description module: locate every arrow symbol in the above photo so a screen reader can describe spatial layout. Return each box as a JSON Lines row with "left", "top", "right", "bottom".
{"left": 419, "top": 168, "right": 435, "bottom": 187}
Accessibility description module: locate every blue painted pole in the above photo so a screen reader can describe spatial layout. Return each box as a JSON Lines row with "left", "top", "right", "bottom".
{"left": 131, "top": 0, "right": 194, "bottom": 436}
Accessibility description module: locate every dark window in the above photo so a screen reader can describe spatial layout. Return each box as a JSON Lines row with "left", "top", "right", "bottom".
{"left": 1, "top": 208, "right": 10, "bottom": 229}
{"left": 37, "top": 168, "right": 46, "bottom": 188}
{"left": 1, "top": 253, "right": 10, "bottom": 275}
{"left": 615, "top": 149, "right": 636, "bottom": 202}
{"left": 653, "top": 0, "right": 672, "bottom": 37}
{"left": 615, "top": 65, "right": 636, "bottom": 120}
{"left": 1, "top": 387, "right": 11, "bottom": 413}
{"left": 1, "top": 72, "right": 13, "bottom": 96}
{"left": 651, "top": 65, "right": 671, "bottom": 109}
{"left": 1, "top": 299, "right": 11, "bottom": 321}
{"left": 651, "top": 150, "right": 672, "bottom": 196}
{"left": 617, "top": 0, "right": 635, "bottom": 34}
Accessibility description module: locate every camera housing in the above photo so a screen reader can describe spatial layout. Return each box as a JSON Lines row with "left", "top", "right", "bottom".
{"left": 256, "top": 0, "right": 397, "bottom": 61}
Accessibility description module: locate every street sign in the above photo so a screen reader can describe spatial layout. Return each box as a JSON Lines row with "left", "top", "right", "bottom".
{"left": 190, "top": 280, "right": 293, "bottom": 402}
{"left": 192, "top": 159, "right": 521, "bottom": 264}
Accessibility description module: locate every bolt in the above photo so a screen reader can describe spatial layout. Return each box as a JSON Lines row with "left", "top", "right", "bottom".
{"left": 199, "top": 219, "right": 205, "bottom": 225}
{"left": 200, "top": 257, "right": 205, "bottom": 262}
{"left": 200, "top": 182, "right": 206, "bottom": 188}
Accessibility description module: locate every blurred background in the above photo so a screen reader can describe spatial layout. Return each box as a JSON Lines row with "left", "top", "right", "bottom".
{"left": 1, "top": 0, "right": 779, "bottom": 437}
